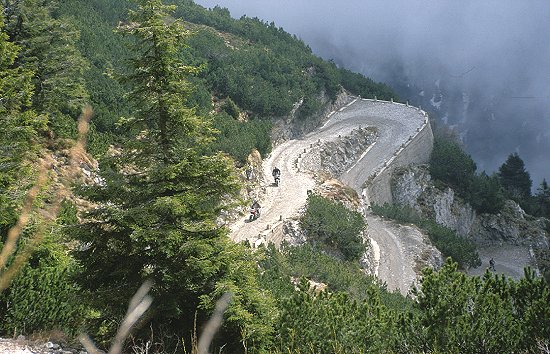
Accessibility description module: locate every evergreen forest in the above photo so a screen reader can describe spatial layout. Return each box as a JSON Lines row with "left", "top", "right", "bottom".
{"left": 0, "top": 0, "right": 549, "bottom": 353}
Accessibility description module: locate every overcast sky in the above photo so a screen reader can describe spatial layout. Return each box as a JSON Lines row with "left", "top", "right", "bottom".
{"left": 194, "top": 0, "right": 550, "bottom": 187}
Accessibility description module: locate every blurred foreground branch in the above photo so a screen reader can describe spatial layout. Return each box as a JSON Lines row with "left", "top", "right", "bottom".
{"left": 197, "top": 292, "right": 233, "bottom": 354}
{"left": 79, "top": 280, "right": 154, "bottom": 354}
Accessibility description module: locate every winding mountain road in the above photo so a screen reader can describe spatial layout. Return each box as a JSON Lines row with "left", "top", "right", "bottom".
{"left": 229, "top": 98, "right": 428, "bottom": 294}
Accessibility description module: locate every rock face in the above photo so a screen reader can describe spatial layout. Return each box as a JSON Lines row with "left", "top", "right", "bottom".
{"left": 392, "top": 166, "right": 430, "bottom": 212}
{"left": 318, "top": 128, "right": 378, "bottom": 178}
{"left": 392, "top": 165, "right": 549, "bottom": 249}
{"left": 300, "top": 127, "right": 378, "bottom": 178}
{"left": 472, "top": 201, "right": 548, "bottom": 248}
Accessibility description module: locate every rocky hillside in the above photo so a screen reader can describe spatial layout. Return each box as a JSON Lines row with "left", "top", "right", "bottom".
{"left": 392, "top": 165, "right": 549, "bottom": 266}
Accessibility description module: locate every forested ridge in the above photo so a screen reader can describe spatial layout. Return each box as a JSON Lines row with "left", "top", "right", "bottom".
{"left": 0, "top": 0, "right": 549, "bottom": 353}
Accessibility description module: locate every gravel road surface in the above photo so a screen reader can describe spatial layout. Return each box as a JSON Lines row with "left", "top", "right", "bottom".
{"left": 229, "top": 98, "right": 428, "bottom": 295}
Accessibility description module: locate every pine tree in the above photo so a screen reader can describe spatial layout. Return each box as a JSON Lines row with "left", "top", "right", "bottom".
{"left": 0, "top": 12, "right": 44, "bottom": 234}
{"left": 2, "top": 0, "right": 89, "bottom": 138}
{"left": 498, "top": 152, "right": 532, "bottom": 199}
{"left": 429, "top": 135, "right": 477, "bottom": 194}
{"left": 468, "top": 172, "right": 505, "bottom": 213}
{"left": 411, "top": 258, "right": 550, "bottom": 353}
{"left": 71, "top": 1, "right": 273, "bottom": 350}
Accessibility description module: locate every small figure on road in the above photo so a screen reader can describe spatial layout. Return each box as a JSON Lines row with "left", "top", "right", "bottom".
{"left": 489, "top": 258, "right": 496, "bottom": 272}
{"left": 272, "top": 166, "right": 281, "bottom": 178}
{"left": 245, "top": 164, "right": 254, "bottom": 180}
{"left": 250, "top": 200, "right": 261, "bottom": 221}
{"left": 272, "top": 166, "right": 281, "bottom": 186}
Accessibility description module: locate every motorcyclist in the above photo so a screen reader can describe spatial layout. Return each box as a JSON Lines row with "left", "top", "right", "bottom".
{"left": 250, "top": 200, "right": 261, "bottom": 220}
{"left": 272, "top": 166, "right": 281, "bottom": 185}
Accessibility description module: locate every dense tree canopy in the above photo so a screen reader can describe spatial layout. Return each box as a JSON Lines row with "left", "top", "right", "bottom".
{"left": 3, "top": 0, "right": 88, "bottom": 138}
{"left": 430, "top": 134, "right": 477, "bottom": 192}
{"left": 0, "top": 10, "right": 48, "bottom": 236}
{"left": 410, "top": 259, "right": 550, "bottom": 353}
{"left": 534, "top": 179, "right": 550, "bottom": 217}
{"left": 430, "top": 133, "right": 506, "bottom": 214}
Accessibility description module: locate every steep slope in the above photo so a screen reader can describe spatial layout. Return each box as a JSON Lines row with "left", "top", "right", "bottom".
{"left": 56, "top": 0, "right": 396, "bottom": 162}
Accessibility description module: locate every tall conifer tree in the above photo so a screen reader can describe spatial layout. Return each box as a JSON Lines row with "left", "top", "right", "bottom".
{"left": 534, "top": 179, "right": 550, "bottom": 217}
{"left": 71, "top": 0, "right": 273, "bottom": 350}
{"left": 2, "top": 0, "right": 88, "bottom": 138}
{"left": 0, "top": 12, "right": 43, "bottom": 233}
{"left": 498, "top": 152, "right": 532, "bottom": 199}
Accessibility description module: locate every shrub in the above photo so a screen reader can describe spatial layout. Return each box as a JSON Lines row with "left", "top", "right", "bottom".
{"left": 0, "top": 236, "right": 83, "bottom": 336}
{"left": 468, "top": 172, "right": 506, "bottom": 214}
{"left": 301, "top": 194, "right": 366, "bottom": 261}
{"left": 535, "top": 245, "right": 550, "bottom": 284}
{"left": 429, "top": 134, "right": 506, "bottom": 214}
{"left": 211, "top": 112, "right": 272, "bottom": 163}
{"left": 297, "top": 95, "right": 322, "bottom": 120}
{"left": 221, "top": 97, "right": 240, "bottom": 119}
{"left": 411, "top": 259, "right": 550, "bottom": 353}
{"left": 430, "top": 135, "right": 476, "bottom": 195}
{"left": 257, "top": 244, "right": 412, "bottom": 313}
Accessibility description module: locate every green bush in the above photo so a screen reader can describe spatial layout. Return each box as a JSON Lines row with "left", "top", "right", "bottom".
{"left": 297, "top": 95, "right": 322, "bottom": 120}
{"left": 535, "top": 245, "right": 550, "bottom": 284}
{"left": 257, "top": 244, "right": 411, "bottom": 353}
{"left": 221, "top": 97, "right": 240, "bottom": 119}
{"left": 277, "top": 280, "right": 397, "bottom": 354}
{"left": 468, "top": 172, "right": 506, "bottom": 214}
{"left": 211, "top": 112, "right": 272, "bottom": 163}
{"left": 423, "top": 222, "right": 481, "bottom": 269}
{"left": 259, "top": 244, "right": 410, "bottom": 307}
{"left": 339, "top": 67, "right": 396, "bottom": 101}
{"left": 410, "top": 259, "right": 550, "bottom": 353}
{"left": 430, "top": 135, "right": 476, "bottom": 195}
{"left": 58, "top": 200, "right": 79, "bottom": 226}
{"left": 301, "top": 194, "right": 366, "bottom": 261}
{"left": 0, "top": 237, "right": 83, "bottom": 336}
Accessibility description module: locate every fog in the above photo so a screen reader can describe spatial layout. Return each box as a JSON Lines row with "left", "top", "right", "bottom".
{"left": 194, "top": 0, "right": 550, "bottom": 189}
